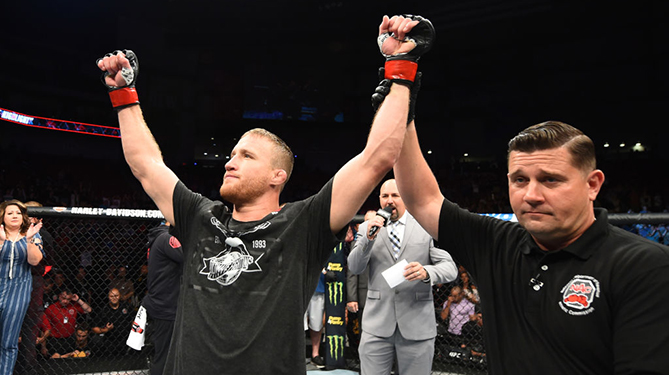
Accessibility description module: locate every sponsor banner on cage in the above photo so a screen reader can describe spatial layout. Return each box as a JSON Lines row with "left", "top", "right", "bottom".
{"left": 27, "top": 206, "right": 165, "bottom": 220}
{"left": 324, "top": 242, "right": 347, "bottom": 369}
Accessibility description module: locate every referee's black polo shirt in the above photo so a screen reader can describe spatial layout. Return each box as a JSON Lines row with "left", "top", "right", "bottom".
{"left": 439, "top": 202, "right": 669, "bottom": 374}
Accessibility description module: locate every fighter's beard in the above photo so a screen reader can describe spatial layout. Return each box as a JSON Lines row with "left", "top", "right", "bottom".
{"left": 219, "top": 177, "right": 267, "bottom": 206}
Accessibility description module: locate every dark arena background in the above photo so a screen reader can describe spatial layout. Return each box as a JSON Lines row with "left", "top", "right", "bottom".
{"left": 1, "top": 1, "right": 668, "bottom": 374}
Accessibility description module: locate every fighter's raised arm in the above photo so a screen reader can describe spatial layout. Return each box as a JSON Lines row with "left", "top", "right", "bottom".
{"left": 365, "top": 17, "right": 443, "bottom": 240}
{"left": 330, "top": 15, "right": 435, "bottom": 233}
{"left": 96, "top": 50, "right": 179, "bottom": 225}
{"left": 393, "top": 122, "right": 443, "bottom": 239}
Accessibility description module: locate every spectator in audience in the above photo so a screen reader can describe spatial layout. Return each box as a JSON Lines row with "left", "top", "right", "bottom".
{"left": 91, "top": 288, "right": 133, "bottom": 356}
{"left": 459, "top": 270, "right": 479, "bottom": 304}
{"left": 47, "top": 269, "right": 69, "bottom": 305}
{"left": 15, "top": 201, "right": 49, "bottom": 375}
{"left": 440, "top": 286, "right": 476, "bottom": 347}
{"left": 44, "top": 288, "right": 91, "bottom": 357}
{"left": 142, "top": 222, "right": 183, "bottom": 375}
{"left": 92, "top": 264, "right": 117, "bottom": 308}
{"left": 50, "top": 322, "right": 93, "bottom": 359}
{"left": 36, "top": 312, "right": 51, "bottom": 359}
{"left": 109, "top": 265, "right": 135, "bottom": 304}
{"left": 72, "top": 266, "right": 92, "bottom": 308}
{"left": 460, "top": 307, "right": 485, "bottom": 359}
{"left": 0, "top": 199, "right": 44, "bottom": 375}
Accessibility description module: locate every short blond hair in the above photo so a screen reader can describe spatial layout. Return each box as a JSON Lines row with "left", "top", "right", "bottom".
{"left": 241, "top": 128, "right": 294, "bottom": 188}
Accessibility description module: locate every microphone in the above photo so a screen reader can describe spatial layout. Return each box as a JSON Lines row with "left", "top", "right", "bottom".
{"left": 368, "top": 206, "right": 394, "bottom": 237}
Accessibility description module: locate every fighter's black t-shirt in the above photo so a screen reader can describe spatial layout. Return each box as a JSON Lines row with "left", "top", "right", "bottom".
{"left": 165, "top": 179, "right": 341, "bottom": 375}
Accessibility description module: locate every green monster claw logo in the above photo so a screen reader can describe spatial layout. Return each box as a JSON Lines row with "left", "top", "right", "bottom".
{"left": 328, "top": 281, "right": 344, "bottom": 305}
{"left": 327, "top": 335, "right": 345, "bottom": 360}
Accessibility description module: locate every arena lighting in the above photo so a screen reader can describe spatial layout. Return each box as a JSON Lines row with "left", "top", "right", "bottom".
{"left": 0, "top": 106, "right": 121, "bottom": 138}
{"left": 464, "top": 153, "right": 469, "bottom": 157}
{"left": 604, "top": 142, "right": 610, "bottom": 148}
{"left": 427, "top": 150, "right": 433, "bottom": 154}
{"left": 619, "top": 143, "right": 625, "bottom": 148}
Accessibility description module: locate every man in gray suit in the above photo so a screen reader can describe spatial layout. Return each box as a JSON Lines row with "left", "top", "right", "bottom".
{"left": 348, "top": 179, "right": 458, "bottom": 375}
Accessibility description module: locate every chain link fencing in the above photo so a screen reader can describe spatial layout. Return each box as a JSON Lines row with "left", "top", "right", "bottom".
{"left": 16, "top": 207, "right": 162, "bottom": 375}
{"left": 15, "top": 207, "right": 668, "bottom": 375}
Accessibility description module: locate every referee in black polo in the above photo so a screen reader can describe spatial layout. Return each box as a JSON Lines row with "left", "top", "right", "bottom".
{"left": 392, "top": 118, "right": 669, "bottom": 374}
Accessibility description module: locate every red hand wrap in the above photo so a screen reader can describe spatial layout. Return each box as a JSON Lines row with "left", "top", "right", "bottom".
{"left": 384, "top": 60, "right": 418, "bottom": 82}
{"left": 109, "top": 87, "right": 139, "bottom": 109}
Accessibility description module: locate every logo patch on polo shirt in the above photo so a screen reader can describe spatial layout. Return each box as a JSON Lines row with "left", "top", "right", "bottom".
{"left": 559, "top": 275, "right": 600, "bottom": 316}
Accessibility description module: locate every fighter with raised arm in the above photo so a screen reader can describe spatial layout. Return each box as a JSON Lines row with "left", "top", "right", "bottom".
{"left": 95, "top": 14, "right": 435, "bottom": 375}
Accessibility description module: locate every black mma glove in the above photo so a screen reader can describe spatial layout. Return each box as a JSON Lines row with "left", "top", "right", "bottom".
{"left": 371, "top": 69, "right": 391, "bottom": 113}
{"left": 408, "top": 71, "right": 422, "bottom": 124}
{"left": 372, "top": 67, "right": 422, "bottom": 124}
{"left": 97, "top": 49, "right": 140, "bottom": 110}
{"left": 378, "top": 14, "right": 435, "bottom": 87}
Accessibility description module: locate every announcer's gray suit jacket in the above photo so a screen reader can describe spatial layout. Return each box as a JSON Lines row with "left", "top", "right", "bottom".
{"left": 348, "top": 212, "right": 457, "bottom": 341}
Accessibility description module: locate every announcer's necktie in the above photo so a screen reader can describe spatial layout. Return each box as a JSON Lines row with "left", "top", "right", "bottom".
{"left": 389, "top": 221, "right": 401, "bottom": 259}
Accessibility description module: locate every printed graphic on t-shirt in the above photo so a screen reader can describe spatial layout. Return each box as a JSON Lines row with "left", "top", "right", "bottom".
{"left": 199, "top": 237, "right": 262, "bottom": 286}
{"left": 197, "top": 216, "right": 271, "bottom": 286}
{"left": 559, "top": 275, "right": 600, "bottom": 316}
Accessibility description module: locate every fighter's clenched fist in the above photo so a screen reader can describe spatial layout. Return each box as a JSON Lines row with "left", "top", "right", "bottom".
{"left": 96, "top": 49, "right": 140, "bottom": 109}
{"left": 377, "top": 14, "right": 434, "bottom": 86}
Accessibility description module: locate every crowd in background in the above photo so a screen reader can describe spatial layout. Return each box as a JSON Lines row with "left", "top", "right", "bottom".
{"left": 2, "top": 150, "right": 668, "bottom": 216}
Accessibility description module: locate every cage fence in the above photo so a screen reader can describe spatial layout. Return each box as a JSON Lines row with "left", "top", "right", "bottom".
{"left": 15, "top": 207, "right": 669, "bottom": 375}
{"left": 16, "top": 207, "right": 162, "bottom": 375}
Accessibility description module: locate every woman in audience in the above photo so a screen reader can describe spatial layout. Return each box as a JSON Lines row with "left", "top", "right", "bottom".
{"left": 0, "top": 199, "right": 44, "bottom": 375}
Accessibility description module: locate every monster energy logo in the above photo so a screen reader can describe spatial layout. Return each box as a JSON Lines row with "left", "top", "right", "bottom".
{"left": 327, "top": 335, "right": 345, "bottom": 360}
{"left": 328, "top": 281, "right": 344, "bottom": 305}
